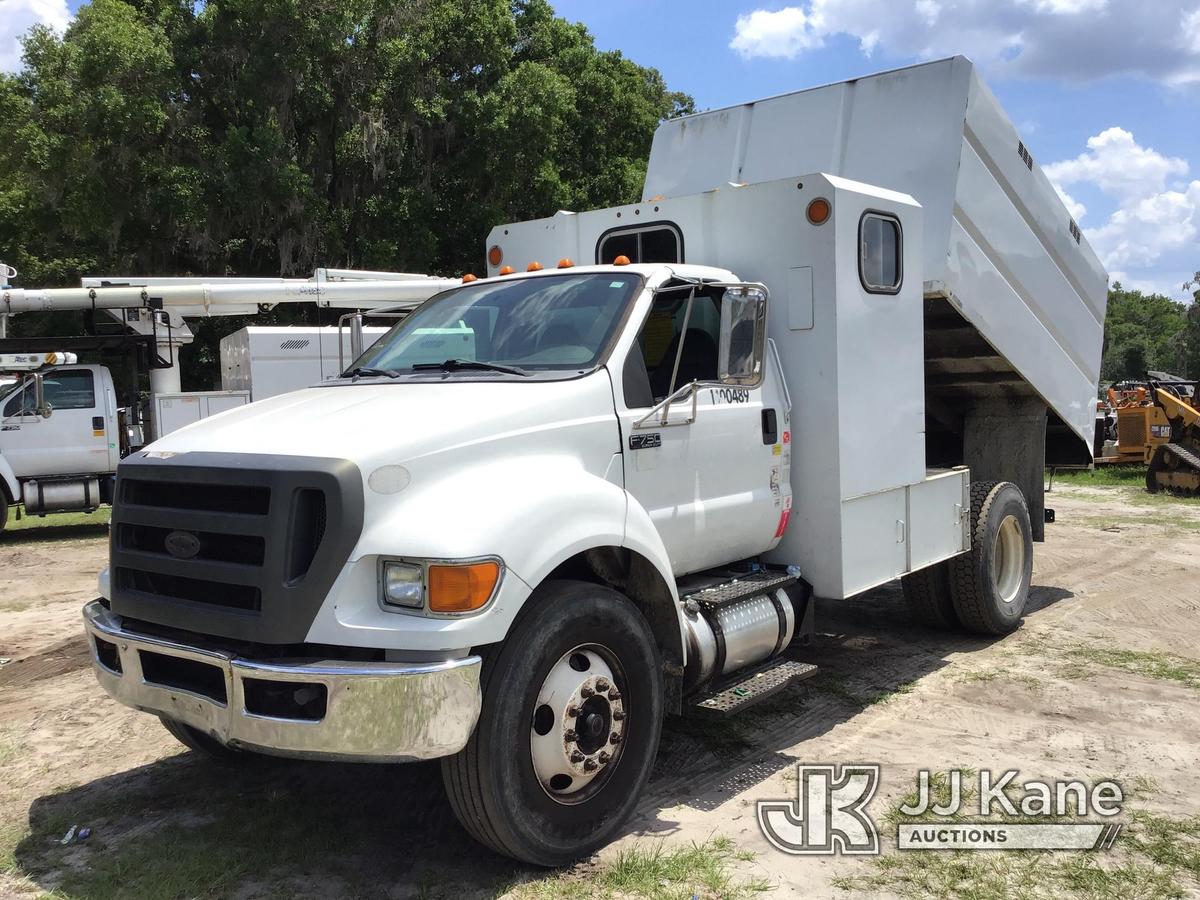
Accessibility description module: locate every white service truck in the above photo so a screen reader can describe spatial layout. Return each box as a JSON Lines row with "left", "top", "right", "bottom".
{"left": 0, "top": 271, "right": 459, "bottom": 529}
{"left": 80, "top": 58, "right": 1106, "bottom": 865}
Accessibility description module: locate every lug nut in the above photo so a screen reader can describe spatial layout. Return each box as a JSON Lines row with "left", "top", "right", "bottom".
{"left": 596, "top": 678, "right": 610, "bottom": 692}
{"left": 570, "top": 750, "right": 585, "bottom": 763}
{"left": 612, "top": 709, "right": 625, "bottom": 721}
{"left": 610, "top": 732, "right": 622, "bottom": 744}
{"left": 583, "top": 758, "right": 599, "bottom": 772}
{"left": 581, "top": 685, "right": 595, "bottom": 698}
{"left": 598, "top": 751, "right": 611, "bottom": 763}
{"left": 564, "top": 729, "right": 578, "bottom": 743}
{"left": 608, "top": 689, "right": 622, "bottom": 701}
{"left": 567, "top": 705, "right": 581, "bottom": 716}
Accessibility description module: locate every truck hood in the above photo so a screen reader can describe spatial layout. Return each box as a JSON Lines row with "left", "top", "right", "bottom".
{"left": 148, "top": 373, "right": 619, "bottom": 468}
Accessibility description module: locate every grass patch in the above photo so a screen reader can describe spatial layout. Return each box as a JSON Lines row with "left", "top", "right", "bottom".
{"left": 809, "top": 673, "right": 917, "bottom": 707}
{"left": 1051, "top": 466, "right": 1148, "bottom": 487}
{"left": 1074, "top": 514, "right": 1200, "bottom": 533}
{"left": 0, "top": 730, "right": 23, "bottom": 767}
{"left": 1064, "top": 647, "right": 1200, "bottom": 690}
{"left": 511, "top": 836, "right": 769, "bottom": 899}
{"left": 838, "top": 773, "right": 1197, "bottom": 899}
{"left": 5, "top": 507, "right": 110, "bottom": 532}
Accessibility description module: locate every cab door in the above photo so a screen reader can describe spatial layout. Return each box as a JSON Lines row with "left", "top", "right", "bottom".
{"left": 0, "top": 367, "right": 111, "bottom": 479}
{"left": 614, "top": 284, "right": 787, "bottom": 576}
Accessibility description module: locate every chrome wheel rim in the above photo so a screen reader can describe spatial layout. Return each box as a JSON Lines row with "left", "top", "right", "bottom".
{"left": 992, "top": 514, "right": 1025, "bottom": 605}
{"left": 529, "top": 644, "right": 627, "bottom": 805}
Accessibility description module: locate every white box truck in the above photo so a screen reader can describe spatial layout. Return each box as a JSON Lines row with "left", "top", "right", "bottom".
{"left": 220, "top": 326, "right": 390, "bottom": 400}
{"left": 81, "top": 58, "right": 1106, "bottom": 866}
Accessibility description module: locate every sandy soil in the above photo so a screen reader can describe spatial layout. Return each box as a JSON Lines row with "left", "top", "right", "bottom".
{"left": 1, "top": 486, "right": 1199, "bottom": 898}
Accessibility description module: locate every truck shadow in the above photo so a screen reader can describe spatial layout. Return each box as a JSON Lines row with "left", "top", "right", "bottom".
{"left": 13, "top": 580, "right": 1074, "bottom": 897}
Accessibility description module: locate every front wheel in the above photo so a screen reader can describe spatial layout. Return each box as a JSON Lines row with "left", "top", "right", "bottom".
{"left": 443, "top": 580, "right": 664, "bottom": 866}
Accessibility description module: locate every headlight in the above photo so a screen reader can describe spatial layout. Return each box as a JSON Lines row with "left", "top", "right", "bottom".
{"left": 379, "top": 558, "right": 503, "bottom": 614}
{"left": 382, "top": 561, "right": 425, "bottom": 608}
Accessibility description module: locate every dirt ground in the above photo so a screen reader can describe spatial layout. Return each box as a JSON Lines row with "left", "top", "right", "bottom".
{"left": 2, "top": 483, "right": 1199, "bottom": 899}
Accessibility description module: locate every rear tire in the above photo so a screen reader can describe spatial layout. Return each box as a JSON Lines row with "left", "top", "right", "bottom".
{"left": 901, "top": 563, "right": 957, "bottom": 629}
{"left": 159, "top": 716, "right": 247, "bottom": 762}
{"left": 0, "top": 500, "right": 8, "bottom": 533}
{"left": 948, "top": 481, "right": 1032, "bottom": 635}
{"left": 442, "top": 580, "right": 664, "bottom": 866}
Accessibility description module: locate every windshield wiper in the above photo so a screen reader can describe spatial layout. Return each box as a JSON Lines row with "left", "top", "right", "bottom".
{"left": 342, "top": 366, "right": 402, "bottom": 379}
{"left": 411, "top": 358, "right": 531, "bottom": 377}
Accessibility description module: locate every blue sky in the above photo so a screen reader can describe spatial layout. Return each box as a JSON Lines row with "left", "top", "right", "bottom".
{"left": 4, "top": 0, "right": 1199, "bottom": 298}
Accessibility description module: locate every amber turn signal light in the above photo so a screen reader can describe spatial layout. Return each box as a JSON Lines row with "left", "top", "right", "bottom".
{"left": 427, "top": 561, "right": 501, "bottom": 613}
{"left": 806, "top": 197, "right": 831, "bottom": 225}
{"left": 488, "top": 245, "right": 503, "bottom": 267}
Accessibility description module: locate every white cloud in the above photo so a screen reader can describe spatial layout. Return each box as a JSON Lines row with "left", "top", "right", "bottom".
{"left": 0, "top": 0, "right": 71, "bottom": 72}
{"left": 1046, "top": 129, "right": 1200, "bottom": 298}
{"left": 729, "top": 1, "right": 1200, "bottom": 85}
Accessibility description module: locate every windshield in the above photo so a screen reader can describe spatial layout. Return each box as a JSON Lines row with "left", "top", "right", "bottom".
{"left": 346, "top": 272, "right": 642, "bottom": 378}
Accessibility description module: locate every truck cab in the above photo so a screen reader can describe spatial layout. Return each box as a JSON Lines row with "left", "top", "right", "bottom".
{"left": 0, "top": 363, "right": 120, "bottom": 528}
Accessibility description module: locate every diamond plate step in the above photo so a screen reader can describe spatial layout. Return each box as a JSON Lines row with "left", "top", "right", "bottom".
{"left": 687, "top": 658, "right": 819, "bottom": 719}
{"left": 682, "top": 571, "right": 796, "bottom": 610}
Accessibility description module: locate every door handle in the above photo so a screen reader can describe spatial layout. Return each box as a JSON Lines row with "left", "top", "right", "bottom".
{"left": 761, "top": 408, "right": 778, "bottom": 445}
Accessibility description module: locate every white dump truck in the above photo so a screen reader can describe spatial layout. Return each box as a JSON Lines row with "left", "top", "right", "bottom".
{"left": 79, "top": 58, "right": 1106, "bottom": 865}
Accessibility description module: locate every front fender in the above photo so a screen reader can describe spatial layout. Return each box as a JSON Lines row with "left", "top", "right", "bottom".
{"left": 304, "top": 455, "right": 682, "bottom": 655}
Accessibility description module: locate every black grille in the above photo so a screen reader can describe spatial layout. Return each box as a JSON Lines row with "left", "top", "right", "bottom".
{"left": 122, "top": 479, "right": 270, "bottom": 515}
{"left": 109, "top": 453, "right": 364, "bottom": 644}
{"left": 118, "top": 523, "right": 266, "bottom": 566}
{"left": 117, "top": 567, "right": 262, "bottom": 611}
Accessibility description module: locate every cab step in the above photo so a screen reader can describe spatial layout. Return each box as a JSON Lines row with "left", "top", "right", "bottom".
{"left": 687, "top": 658, "right": 819, "bottom": 718}
{"left": 681, "top": 571, "right": 796, "bottom": 610}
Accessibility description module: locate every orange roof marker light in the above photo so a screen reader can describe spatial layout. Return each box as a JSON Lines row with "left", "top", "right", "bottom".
{"left": 462, "top": 273, "right": 478, "bottom": 283}
{"left": 527, "top": 261, "right": 544, "bottom": 272}
{"left": 807, "top": 197, "right": 831, "bottom": 225}
{"left": 557, "top": 258, "right": 574, "bottom": 269}
{"left": 499, "top": 265, "right": 515, "bottom": 275}
{"left": 488, "top": 245, "right": 503, "bottom": 267}
{"left": 613, "top": 255, "right": 631, "bottom": 266}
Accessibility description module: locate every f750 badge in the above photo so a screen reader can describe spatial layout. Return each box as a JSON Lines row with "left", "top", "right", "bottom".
{"left": 629, "top": 433, "right": 661, "bottom": 450}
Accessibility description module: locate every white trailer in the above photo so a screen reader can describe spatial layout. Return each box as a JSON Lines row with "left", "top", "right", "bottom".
{"left": 79, "top": 59, "right": 1106, "bottom": 867}
{"left": 220, "top": 326, "right": 390, "bottom": 400}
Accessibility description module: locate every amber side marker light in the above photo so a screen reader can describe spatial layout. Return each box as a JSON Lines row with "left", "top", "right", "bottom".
{"left": 613, "top": 255, "right": 631, "bottom": 266}
{"left": 498, "top": 265, "right": 515, "bottom": 275}
{"left": 462, "top": 273, "right": 478, "bottom": 283}
{"left": 806, "top": 197, "right": 831, "bottom": 225}
{"left": 527, "top": 261, "right": 544, "bottom": 271}
{"left": 557, "top": 258, "right": 574, "bottom": 268}
{"left": 488, "top": 245, "right": 503, "bottom": 267}
{"left": 428, "top": 561, "right": 501, "bottom": 613}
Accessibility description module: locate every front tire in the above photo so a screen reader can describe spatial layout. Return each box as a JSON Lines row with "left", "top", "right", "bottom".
{"left": 159, "top": 716, "right": 246, "bottom": 762}
{"left": 949, "top": 481, "right": 1033, "bottom": 635}
{"left": 443, "top": 580, "right": 664, "bottom": 866}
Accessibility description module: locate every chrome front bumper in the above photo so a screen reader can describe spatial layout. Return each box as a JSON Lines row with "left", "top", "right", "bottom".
{"left": 82, "top": 600, "right": 482, "bottom": 762}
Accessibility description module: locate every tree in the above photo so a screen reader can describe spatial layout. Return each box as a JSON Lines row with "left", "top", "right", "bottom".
{"left": 0, "top": 0, "right": 692, "bottom": 387}
{"left": 1100, "top": 282, "right": 1189, "bottom": 383}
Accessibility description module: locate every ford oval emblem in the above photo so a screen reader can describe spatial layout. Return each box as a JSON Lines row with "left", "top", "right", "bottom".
{"left": 164, "top": 530, "right": 201, "bottom": 560}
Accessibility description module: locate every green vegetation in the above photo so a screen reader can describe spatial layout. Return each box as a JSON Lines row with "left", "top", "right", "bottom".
{"left": 0, "top": 0, "right": 692, "bottom": 388}
{"left": 4, "top": 507, "right": 111, "bottom": 533}
{"left": 512, "top": 836, "right": 770, "bottom": 899}
{"left": 1051, "top": 466, "right": 1149, "bottom": 487}
{"left": 1101, "top": 279, "right": 1200, "bottom": 384}
{"left": 1063, "top": 647, "right": 1200, "bottom": 690}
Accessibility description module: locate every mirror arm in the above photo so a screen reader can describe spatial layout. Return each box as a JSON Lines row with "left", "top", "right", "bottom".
{"left": 634, "top": 379, "right": 700, "bottom": 429}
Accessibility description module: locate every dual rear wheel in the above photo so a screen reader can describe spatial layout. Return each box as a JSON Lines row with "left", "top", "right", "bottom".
{"left": 902, "top": 481, "right": 1033, "bottom": 635}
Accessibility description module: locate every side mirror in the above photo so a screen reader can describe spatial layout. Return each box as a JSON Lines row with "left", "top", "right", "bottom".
{"left": 718, "top": 284, "right": 768, "bottom": 388}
